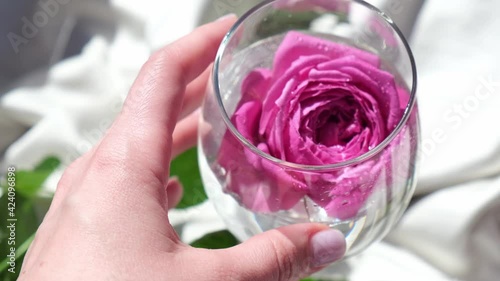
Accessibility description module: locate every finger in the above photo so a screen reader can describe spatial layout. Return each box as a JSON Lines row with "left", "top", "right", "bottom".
{"left": 99, "top": 15, "right": 237, "bottom": 180}
{"left": 217, "top": 224, "right": 346, "bottom": 281}
{"left": 172, "top": 110, "right": 200, "bottom": 159}
{"left": 165, "top": 177, "right": 183, "bottom": 209}
{"left": 179, "top": 66, "right": 211, "bottom": 120}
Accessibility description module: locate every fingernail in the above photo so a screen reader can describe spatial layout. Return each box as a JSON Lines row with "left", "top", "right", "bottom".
{"left": 168, "top": 176, "right": 179, "bottom": 183}
{"left": 216, "top": 13, "right": 237, "bottom": 22}
{"left": 310, "top": 229, "right": 346, "bottom": 268}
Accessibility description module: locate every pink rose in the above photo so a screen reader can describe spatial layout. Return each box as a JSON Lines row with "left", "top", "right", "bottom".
{"left": 218, "top": 31, "right": 407, "bottom": 219}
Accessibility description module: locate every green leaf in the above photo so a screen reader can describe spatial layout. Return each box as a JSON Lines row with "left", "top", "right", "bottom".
{"left": 190, "top": 230, "right": 239, "bottom": 249}
{"left": 0, "top": 156, "right": 59, "bottom": 279}
{"left": 256, "top": 10, "right": 321, "bottom": 38}
{"left": 14, "top": 156, "right": 61, "bottom": 198}
{"left": 31, "top": 156, "right": 60, "bottom": 171}
{"left": 0, "top": 232, "right": 35, "bottom": 274}
{"left": 0, "top": 194, "right": 38, "bottom": 280}
{"left": 170, "top": 148, "right": 207, "bottom": 209}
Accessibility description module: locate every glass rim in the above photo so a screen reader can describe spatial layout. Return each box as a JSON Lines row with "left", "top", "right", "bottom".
{"left": 212, "top": 0, "right": 418, "bottom": 171}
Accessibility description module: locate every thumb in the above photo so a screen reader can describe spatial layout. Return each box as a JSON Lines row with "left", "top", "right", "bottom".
{"left": 220, "top": 224, "right": 346, "bottom": 281}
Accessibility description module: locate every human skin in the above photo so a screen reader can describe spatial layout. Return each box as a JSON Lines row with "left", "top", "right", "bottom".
{"left": 18, "top": 15, "right": 346, "bottom": 281}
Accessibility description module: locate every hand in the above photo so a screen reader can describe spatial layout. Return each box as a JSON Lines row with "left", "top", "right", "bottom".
{"left": 19, "top": 15, "right": 346, "bottom": 281}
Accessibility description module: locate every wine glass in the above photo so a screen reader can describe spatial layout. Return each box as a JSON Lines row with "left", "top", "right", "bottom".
{"left": 198, "top": 0, "right": 418, "bottom": 270}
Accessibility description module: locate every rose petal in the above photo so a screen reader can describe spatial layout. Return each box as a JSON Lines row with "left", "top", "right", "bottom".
{"left": 273, "top": 31, "right": 380, "bottom": 77}
{"left": 318, "top": 56, "right": 403, "bottom": 130}
{"left": 232, "top": 101, "right": 262, "bottom": 143}
{"left": 241, "top": 68, "right": 272, "bottom": 103}
{"left": 261, "top": 54, "right": 329, "bottom": 137}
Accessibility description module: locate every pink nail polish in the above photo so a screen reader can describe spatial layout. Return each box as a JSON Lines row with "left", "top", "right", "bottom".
{"left": 310, "top": 229, "right": 346, "bottom": 267}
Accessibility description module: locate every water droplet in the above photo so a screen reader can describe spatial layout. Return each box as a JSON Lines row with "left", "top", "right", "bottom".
{"left": 342, "top": 200, "right": 349, "bottom": 206}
